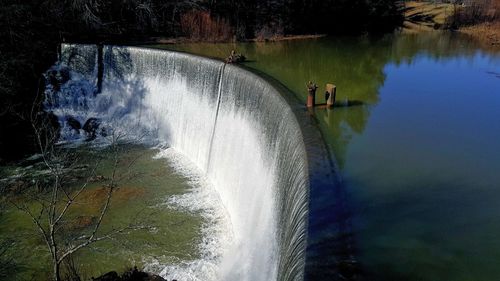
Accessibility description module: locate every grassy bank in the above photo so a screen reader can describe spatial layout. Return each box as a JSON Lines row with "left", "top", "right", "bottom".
{"left": 460, "top": 21, "right": 500, "bottom": 47}
{"left": 401, "top": 1, "right": 499, "bottom": 48}
{"left": 401, "top": 1, "right": 454, "bottom": 32}
{"left": 152, "top": 34, "right": 326, "bottom": 45}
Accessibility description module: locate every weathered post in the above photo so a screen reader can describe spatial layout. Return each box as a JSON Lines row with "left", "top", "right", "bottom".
{"left": 307, "top": 81, "right": 318, "bottom": 108}
{"left": 325, "top": 83, "right": 336, "bottom": 108}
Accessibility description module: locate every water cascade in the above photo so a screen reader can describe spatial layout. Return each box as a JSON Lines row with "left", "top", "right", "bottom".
{"left": 44, "top": 44, "right": 310, "bottom": 281}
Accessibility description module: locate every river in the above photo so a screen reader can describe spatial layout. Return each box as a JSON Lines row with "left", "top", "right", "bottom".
{"left": 158, "top": 32, "right": 500, "bottom": 281}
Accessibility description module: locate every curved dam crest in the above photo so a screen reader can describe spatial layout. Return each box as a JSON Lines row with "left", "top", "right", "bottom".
{"left": 45, "top": 44, "right": 310, "bottom": 281}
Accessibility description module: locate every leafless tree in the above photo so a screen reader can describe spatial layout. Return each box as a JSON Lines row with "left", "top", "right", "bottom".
{"left": 9, "top": 97, "right": 149, "bottom": 281}
{"left": 67, "top": 0, "right": 104, "bottom": 28}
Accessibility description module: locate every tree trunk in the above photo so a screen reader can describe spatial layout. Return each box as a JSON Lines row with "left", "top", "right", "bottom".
{"left": 96, "top": 44, "right": 104, "bottom": 94}
{"left": 53, "top": 261, "right": 61, "bottom": 281}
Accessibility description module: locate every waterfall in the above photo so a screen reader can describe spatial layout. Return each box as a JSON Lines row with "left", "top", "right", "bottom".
{"left": 45, "top": 44, "right": 309, "bottom": 281}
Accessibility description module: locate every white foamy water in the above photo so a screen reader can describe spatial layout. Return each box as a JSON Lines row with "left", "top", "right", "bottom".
{"left": 143, "top": 148, "right": 232, "bottom": 281}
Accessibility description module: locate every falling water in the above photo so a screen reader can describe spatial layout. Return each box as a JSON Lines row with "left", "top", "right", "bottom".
{"left": 44, "top": 44, "right": 309, "bottom": 281}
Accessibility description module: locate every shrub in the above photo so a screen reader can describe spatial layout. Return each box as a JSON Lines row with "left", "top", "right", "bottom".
{"left": 447, "top": 0, "right": 500, "bottom": 28}
{"left": 255, "top": 22, "right": 285, "bottom": 41}
{"left": 180, "top": 10, "right": 233, "bottom": 42}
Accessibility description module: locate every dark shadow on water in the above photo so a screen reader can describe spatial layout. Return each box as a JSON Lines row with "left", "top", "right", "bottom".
{"left": 350, "top": 178, "right": 500, "bottom": 281}
{"left": 335, "top": 100, "right": 364, "bottom": 107}
{"left": 486, "top": 71, "right": 500, "bottom": 79}
{"left": 313, "top": 100, "right": 365, "bottom": 109}
{"left": 238, "top": 65, "right": 363, "bottom": 281}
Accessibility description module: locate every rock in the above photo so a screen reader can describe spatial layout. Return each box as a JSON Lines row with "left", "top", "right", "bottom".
{"left": 91, "top": 267, "right": 167, "bottom": 281}
{"left": 121, "top": 267, "right": 147, "bottom": 280}
{"left": 66, "top": 116, "right": 81, "bottom": 132}
{"left": 58, "top": 67, "right": 71, "bottom": 84}
{"left": 83, "top": 118, "right": 100, "bottom": 141}
{"left": 46, "top": 67, "right": 71, "bottom": 90}
{"left": 234, "top": 53, "right": 246, "bottom": 63}
{"left": 148, "top": 275, "right": 166, "bottom": 281}
{"left": 99, "top": 127, "right": 111, "bottom": 137}
{"left": 92, "top": 271, "right": 119, "bottom": 281}
{"left": 225, "top": 50, "right": 246, "bottom": 64}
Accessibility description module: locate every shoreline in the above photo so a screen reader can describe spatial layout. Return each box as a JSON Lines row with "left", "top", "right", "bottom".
{"left": 459, "top": 22, "right": 500, "bottom": 48}
{"left": 400, "top": 1, "right": 499, "bottom": 49}
{"left": 152, "top": 34, "right": 327, "bottom": 45}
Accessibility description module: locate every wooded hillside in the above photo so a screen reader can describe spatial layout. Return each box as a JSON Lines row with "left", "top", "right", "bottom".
{"left": 0, "top": 0, "right": 402, "bottom": 162}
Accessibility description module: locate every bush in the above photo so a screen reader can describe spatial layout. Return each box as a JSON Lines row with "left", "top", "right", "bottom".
{"left": 255, "top": 22, "right": 285, "bottom": 41}
{"left": 180, "top": 10, "right": 233, "bottom": 42}
{"left": 447, "top": 0, "right": 500, "bottom": 28}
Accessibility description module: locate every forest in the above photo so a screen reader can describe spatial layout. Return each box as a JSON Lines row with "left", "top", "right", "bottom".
{"left": 0, "top": 0, "right": 402, "bottom": 162}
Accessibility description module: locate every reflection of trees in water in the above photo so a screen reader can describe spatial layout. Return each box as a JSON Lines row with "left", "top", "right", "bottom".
{"left": 145, "top": 35, "right": 500, "bottom": 280}
{"left": 390, "top": 31, "right": 499, "bottom": 65}
{"left": 268, "top": 36, "right": 393, "bottom": 168}
{"left": 165, "top": 32, "right": 498, "bottom": 170}
{"left": 296, "top": 33, "right": 498, "bottom": 168}
{"left": 302, "top": 33, "right": 500, "bottom": 280}
{"left": 320, "top": 105, "right": 371, "bottom": 168}
{"left": 167, "top": 37, "right": 391, "bottom": 167}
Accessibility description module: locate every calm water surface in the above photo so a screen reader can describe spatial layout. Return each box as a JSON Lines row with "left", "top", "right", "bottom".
{"left": 159, "top": 32, "right": 500, "bottom": 280}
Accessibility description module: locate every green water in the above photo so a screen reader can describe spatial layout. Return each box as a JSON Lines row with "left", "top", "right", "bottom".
{"left": 156, "top": 32, "right": 500, "bottom": 280}
{"left": 1, "top": 145, "right": 203, "bottom": 280}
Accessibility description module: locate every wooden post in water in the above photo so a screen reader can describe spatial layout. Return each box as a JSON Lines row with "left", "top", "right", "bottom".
{"left": 325, "top": 83, "right": 336, "bottom": 108}
{"left": 307, "top": 81, "right": 318, "bottom": 108}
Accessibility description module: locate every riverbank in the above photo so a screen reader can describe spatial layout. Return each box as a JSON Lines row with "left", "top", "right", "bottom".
{"left": 400, "top": 1, "right": 499, "bottom": 49}
{"left": 459, "top": 21, "right": 500, "bottom": 48}
{"left": 151, "top": 34, "right": 326, "bottom": 45}
{"left": 401, "top": 1, "right": 453, "bottom": 33}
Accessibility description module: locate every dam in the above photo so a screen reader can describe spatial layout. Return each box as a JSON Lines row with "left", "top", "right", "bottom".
{"left": 43, "top": 44, "right": 313, "bottom": 281}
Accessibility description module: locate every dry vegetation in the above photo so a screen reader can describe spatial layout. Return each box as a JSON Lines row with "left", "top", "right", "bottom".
{"left": 448, "top": 0, "right": 500, "bottom": 27}
{"left": 402, "top": 1, "right": 454, "bottom": 32}
{"left": 460, "top": 21, "right": 500, "bottom": 47}
{"left": 452, "top": 0, "right": 500, "bottom": 47}
{"left": 402, "top": 0, "right": 500, "bottom": 47}
{"left": 180, "top": 10, "right": 233, "bottom": 42}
